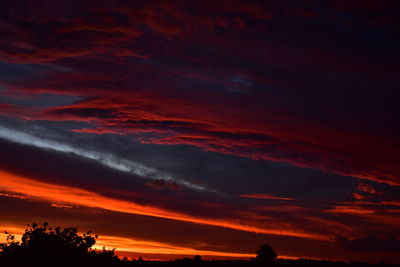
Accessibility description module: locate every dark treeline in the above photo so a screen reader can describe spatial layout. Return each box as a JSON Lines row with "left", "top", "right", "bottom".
{"left": 0, "top": 223, "right": 398, "bottom": 267}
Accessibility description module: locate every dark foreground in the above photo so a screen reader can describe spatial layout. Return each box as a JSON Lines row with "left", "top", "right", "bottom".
{"left": 124, "top": 259, "right": 399, "bottom": 267}
{"left": 2, "top": 223, "right": 398, "bottom": 267}
{"left": 1, "top": 258, "right": 399, "bottom": 267}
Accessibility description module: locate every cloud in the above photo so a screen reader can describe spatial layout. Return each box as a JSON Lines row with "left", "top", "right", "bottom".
{"left": 0, "top": 192, "right": 29, "bottom": 200}
{"left": 2, "top": 59, "right": 399, "bottom": 188}
{"left": 326, "top": 205, "right": 376, "bottom": 215}
{"left": 0, "top": 125, "right": 206, "bottom": 191}
{"left": 239, "top": 194, "right": 294, "bottom": 201}
{"left": 1, "top": 0, "right": 399, "bottom": 186}
{"left": 0, "top": 169, "right": 328, "bottom": 240}
{"left": 50, "top": 203, "right": 77, "bottom": 209}
{"left": 357, "top": 182, "right": 377, "bottom": 195}
{"left": 146, "top": 179, "right": 182, "bottom": 191}
{"left": 336, "top": 235, "right": 400, "bottom": 252}
{"left": 0, "top": 0, "right": 142, "bottom": 63}
{"left": 0, "top": 134, "right": 356, "bottom": 244}
{"left": 38, "top": 96, "right": 400, "bottom": 186}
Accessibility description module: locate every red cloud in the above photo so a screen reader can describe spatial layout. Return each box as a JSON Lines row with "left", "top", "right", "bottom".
{"left": 357, "top": 182, "right": 377, "bottom": 194}
{"left": 1, "top": 0, "right": 399, "bottom": 188}
{"left": 2, "top": 86, "right": 399, "bottom": 187}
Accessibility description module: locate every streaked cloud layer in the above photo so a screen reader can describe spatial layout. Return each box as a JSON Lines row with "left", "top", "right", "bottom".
{"left": 0, "top": 0, "right": 399, "bottom": 263}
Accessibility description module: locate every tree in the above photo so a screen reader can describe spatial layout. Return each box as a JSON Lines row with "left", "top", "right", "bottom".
{"left": 256, "top": 244, "right": 277, "bottom": 263}
{"left": 0, "top": 222, "right": 119, "bottom": 266}
{"left": 193, "top": 255, "right": 202, "bottom": 262}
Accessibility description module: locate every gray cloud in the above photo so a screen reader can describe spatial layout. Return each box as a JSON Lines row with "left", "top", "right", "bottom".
{"left": 0, "top": 124, "right": 207, "bottom": 191}
{"left": 336, "top": 235, "right": 400, "bottom": 252}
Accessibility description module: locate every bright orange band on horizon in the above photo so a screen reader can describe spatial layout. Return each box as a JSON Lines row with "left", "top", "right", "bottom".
{"left": 0, "top": 225, "right": 299, "bottom": 261}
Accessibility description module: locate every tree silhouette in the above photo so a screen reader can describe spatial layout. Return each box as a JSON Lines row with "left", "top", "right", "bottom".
{"left": 193, "top": 255, "right": 202, "bottom": 262}
{"left": 256, "top": 244, "right": 277, "bottom": 263}
{"left": 0, "top": 222, "right": 119, "bottom": 266}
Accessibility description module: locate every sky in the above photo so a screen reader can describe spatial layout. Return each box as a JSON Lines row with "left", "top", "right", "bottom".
{"left": 0, "top": 0, "right": 400, "bottom": 263}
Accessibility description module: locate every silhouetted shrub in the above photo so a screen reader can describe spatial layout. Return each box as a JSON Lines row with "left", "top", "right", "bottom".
{"left": 0, "top": 222, "right": 119, "bottom": 266}
{"left": 174, "top": 255, "right": 203, "bottom": 266}
{"left": 193, "top": 255, "right": 202, "bottom": 262}
{"left": 256, "top": 244, "right": 277, "bottom": 263}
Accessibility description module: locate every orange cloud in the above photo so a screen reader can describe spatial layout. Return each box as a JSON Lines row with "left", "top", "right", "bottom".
{"left": 0, "top": 169, "right": 329, "bottom": 241}
{"left": 326, "top": 205, "right": 376, "bottom": 215}
{"left": 0, "top": 192, "right": 29, "bottom": 199}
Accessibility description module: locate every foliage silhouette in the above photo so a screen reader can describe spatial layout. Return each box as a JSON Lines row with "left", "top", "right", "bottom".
{"left": 1, "top": 224, "right": 396, "bottom": 267}
{"left": 193, "top": 255, "right": 202, "bottom": 262}
{"left": 256, "top": 244, "right": 277, "bottom": 263}
{"left": 0, "top": 222, "right": 119, "bottom": 266}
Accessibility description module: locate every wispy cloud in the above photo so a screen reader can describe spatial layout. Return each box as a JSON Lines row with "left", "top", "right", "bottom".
{"left": 0, "top": 125, "right": 207, "bottom": 191}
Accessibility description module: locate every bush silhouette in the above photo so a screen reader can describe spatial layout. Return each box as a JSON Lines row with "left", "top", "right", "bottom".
{"left": 256, "top": 244, "right": 277, "bottom": 263}
{"left": 0, "top": 222, "right": 119, "bottom": 266}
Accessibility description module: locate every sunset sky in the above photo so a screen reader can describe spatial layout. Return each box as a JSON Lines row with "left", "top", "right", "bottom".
{"left": 0, "top": 0, "right": 400, "bottom": 264}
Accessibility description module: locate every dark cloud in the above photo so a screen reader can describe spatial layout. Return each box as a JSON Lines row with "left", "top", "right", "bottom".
{"left": 146, "top": 179, "right": 182, "bottom": 191}
{"left": 0, "top": 62, "right": 52, "bottom": 80}
{"left": 0, "top": 116, "right": 359, "bottom": 202}
{"left": 336, "top": 235, "right": 400, "bottom": 252}
{"left": 48, "top": 107, "right": 119, "bottom": 119}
